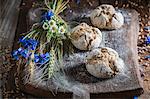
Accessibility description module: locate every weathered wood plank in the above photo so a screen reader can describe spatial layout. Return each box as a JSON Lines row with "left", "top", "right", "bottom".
{"left": 0, "top": 0, "right": 22, "bottom": 47}
{"left": 0, "top": 0, "right": 21, "bottom": 98}
{"left": 17, "top": 9, "right": 143, "bottom": 98}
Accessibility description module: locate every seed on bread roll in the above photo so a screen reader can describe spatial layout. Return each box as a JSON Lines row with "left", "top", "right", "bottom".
{"left": 90, "top": 4, "right": 124, "bottom": 29}
{"left": 70, "top": 23, "right": 102, "bottom": 50}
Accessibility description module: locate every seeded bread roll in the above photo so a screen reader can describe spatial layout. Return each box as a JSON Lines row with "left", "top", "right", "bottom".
{"left": 90, "top": 4, "right": 124, "bottom": 29}
{"left": 86, "top": 47, "right": 124, "bottom": 78}
{"left": 70, "top": 23, "right": 102, "bottom": 50}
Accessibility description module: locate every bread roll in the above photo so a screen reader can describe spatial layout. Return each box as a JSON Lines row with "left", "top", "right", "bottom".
{"left": 90, "top": 4, "right": 124, "bottom": 29}
{"left": 86, "top": 47, "right": 124, "bottom": 78}
{"left": 70, "top": 23, "right": 102, "bottom": 50}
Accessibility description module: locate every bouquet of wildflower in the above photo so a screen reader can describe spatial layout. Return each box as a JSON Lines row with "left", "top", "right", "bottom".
{"left": 12, "top": 0, "right": 69, "bottom": 85}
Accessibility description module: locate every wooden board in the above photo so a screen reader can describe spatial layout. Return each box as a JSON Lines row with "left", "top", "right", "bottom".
{"left": 13, "top": 0, "right": 143, "bottom": 98}
{"left": 16, "top": 9, "right": 144, "bottom": 98}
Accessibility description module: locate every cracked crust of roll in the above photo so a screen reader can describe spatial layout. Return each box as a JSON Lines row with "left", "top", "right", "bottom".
{"left": 70, "top": 23, "right": 102, "bottom": 50}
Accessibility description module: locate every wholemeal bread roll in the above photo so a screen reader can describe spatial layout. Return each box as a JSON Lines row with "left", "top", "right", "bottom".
{"left": 90, "top": 4, "right": 124, "bottom": 29}
{"left": 86, "top": 47, "right": 124, "bottom": 78}
{"left": 70, "top": 23, "right": 102, "bottom": 50}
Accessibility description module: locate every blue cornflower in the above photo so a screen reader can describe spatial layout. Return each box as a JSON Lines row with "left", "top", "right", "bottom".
{"left": 12, "top": 48, "right": 22, "bottom": 60}
{"left": 19, "top": 37, "right": 39, "bottom": 50}
{"left": 34, "top": 52, "right": 50, "bottom": 64}
{"left": 27, "top": 39, "right": 39, "bottom": 50}
{"left": 34, "top": 54, "right": 40, "bottom": 63}
{"left": 12, "top": 47, "right": 31, "bottom": 60}
{"left": 18, "top": 47, "right": 23, "bottom": 52}
{"left": 20, "top": 49, "right": 31, "bottom": 58}
{"left": 19, "top": 37, "right": 27, "bottom": 46}
{"left": 145, "top": 36, "right": 150, "bottom": 45}
{"left": 42, "top": 10, "right": 54, "bottom": 21}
